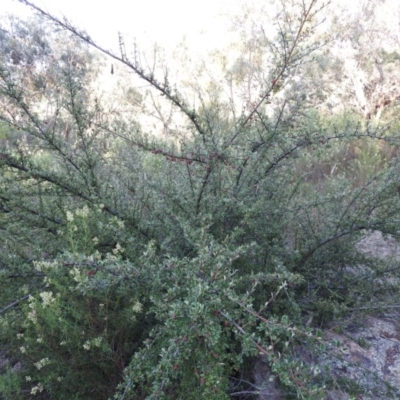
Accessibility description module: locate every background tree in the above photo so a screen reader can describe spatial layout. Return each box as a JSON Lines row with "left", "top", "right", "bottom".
{"left": 216, "top": 0, "right": 400, "bottom": 120}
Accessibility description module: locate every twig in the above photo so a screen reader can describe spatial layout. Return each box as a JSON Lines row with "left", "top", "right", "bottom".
{"left": 347, "top": 304, "right": 400, "bottom": 311}
{"left": 0, "top": 294, "right": 31, "bottom": 315}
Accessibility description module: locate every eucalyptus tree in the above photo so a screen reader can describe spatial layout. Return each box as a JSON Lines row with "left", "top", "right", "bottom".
{"left": 218, "top": 0, "right": 400, "bottom": 120}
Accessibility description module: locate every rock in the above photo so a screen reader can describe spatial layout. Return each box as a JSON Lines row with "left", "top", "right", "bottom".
{"left": 251, "top": 316, "right": 400, "bottom": 399}
{"left": 253, "top": 356, "right": 284, "bottom": 400}
{"left": 324, "top": 390, "right": 349, "bottom": 400}
{"left": 324, "top": 316, "right": 400, "bottom": 399}
{"left": 11, "top": 361, "right": 21, "bottom": 373}
{"left": 356, "top": 230, "right": 400, "bottom": 260}
{"left": 248, "top": 230, "right": 400, "bottom": 399}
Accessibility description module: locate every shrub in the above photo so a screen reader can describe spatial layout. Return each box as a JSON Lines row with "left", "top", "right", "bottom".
{"left": 1, "top": 1, "right": 400, "bottom": 399}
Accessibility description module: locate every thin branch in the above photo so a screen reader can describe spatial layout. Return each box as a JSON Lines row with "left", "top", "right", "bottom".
{"left": 227, "top": 0, "right": 323, "bottom": 147}
{"left": 18, "top": 0, "right": 206, "bottom": 137}
{"left": 0, "top": 293, "right": 30, "bottom": 315}
{"left": 195, "top": 168, "right": 212, "bottom": 215}
{"left": 347, "top": 304, "right": 400, "bottom": 311}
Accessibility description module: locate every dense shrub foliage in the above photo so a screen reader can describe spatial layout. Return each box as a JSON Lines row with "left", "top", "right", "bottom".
{"left": 1, "top": 1, "right": 400, "bottom": 399}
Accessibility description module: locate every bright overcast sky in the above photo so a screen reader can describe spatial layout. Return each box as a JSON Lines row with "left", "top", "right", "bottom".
{"left": 1, "top": 0, "right": 238, "bottom": 54}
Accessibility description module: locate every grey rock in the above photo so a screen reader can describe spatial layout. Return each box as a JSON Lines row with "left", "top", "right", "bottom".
{"left": 253, "top": 356, "right": 284, "bottom": 400}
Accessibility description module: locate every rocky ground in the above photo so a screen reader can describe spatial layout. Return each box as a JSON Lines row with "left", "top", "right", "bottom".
{"left": 254, "top": 230, "right": 400, "bottom": 399}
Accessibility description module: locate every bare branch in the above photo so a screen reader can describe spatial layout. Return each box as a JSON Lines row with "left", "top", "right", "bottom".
{"left": 17, "top": 0, "right": 206, "bottom": 136}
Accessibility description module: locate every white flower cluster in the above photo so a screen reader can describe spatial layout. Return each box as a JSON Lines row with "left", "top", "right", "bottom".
{"left": 69, "top": 266, "right": 82, "bottom": 282}
{"left": 27, "top": 309, "right": 37, "bottom": 324}
{"left": 30, "top": 383, "right": 44, "bottom": 395}
{"left": 34, "top": 357, "right": 50, "bottom": 370}
{"left": 83, "top": 336, "right": 103, "bottom": 350}
{"left": 39, "top": 291, "right": 56, "bottom": 308}
{"left": 115, "top": 218, "right": 125, "bottom": 230}
{"left": 34, "top": 260, "right": 58, "bottom": 272}
{"left": 75, "top": 205, "right": 90, "bottom": 218}
{"left": 28, "top": 295, "right": 35, "bottom": 305}
{"left": 27, "top": 296, "right": 37, "bottom": 324}
{"left": 132, "top": 301, "right": 142, "bottom": 314}
{"left": 66, "top": 210, "right": 74, "bottom": 222}
{"left": 83, "top": 342, "right": 90, "bottom": 350}
{"left": 112, "top": 243, "right": 124, "bottom": 255}
{"left": 65, "top": 206, "right": 90, "bottom": 234}
{"left": 43, "top": 276, "right": 52, "bottom": 285}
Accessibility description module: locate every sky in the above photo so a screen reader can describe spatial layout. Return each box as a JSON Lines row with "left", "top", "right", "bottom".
{"left": 2, "top": 1, "right": 393, "bottom": 56}
{"left": 1, "top": 0, "right": 236, "bottom": 54}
